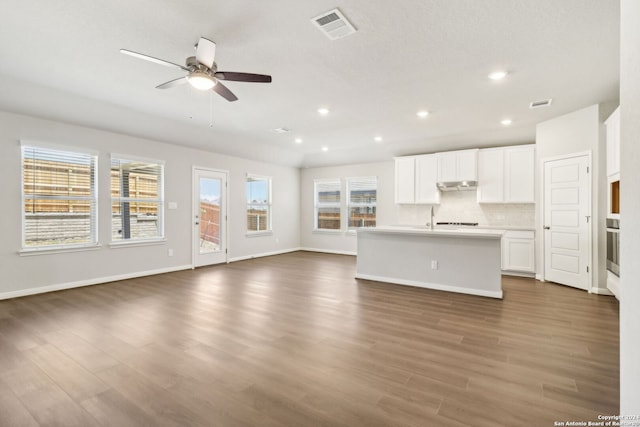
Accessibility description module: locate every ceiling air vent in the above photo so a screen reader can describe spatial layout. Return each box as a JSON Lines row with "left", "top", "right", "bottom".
{"left": 529, "top": 99, "right": 553, "bottom": 109}
{"left": 311, "top": 8, "right": 357, "bottom": 40}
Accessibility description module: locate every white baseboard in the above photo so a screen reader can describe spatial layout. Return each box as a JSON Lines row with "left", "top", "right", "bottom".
{"left": 299, "top": 247, "right": 357, "bottom": 256}
{"left": 355, "top": 273, "right": 503, "bottom": 299}
{"left": 228, "top": 247, "right": 302, "bottom": 263}
{"left": 591, "top": 286, "right": 614, "bottom": 296}
{"left": 502, "top": 270, "right": 536, "bottom": 278}
{"left": 606, "top": 272, "right": 620, "bottom": 300}
{"left": 535, "top": 274, "right": 545, "bottom": 282}
{"left": 0, "top": 264, "right": 193, "bottom": 301}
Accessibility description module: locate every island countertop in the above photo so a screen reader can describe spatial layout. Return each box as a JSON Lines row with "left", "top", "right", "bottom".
{"left": 357, "top": 225, "right": 504, "bottom": 239}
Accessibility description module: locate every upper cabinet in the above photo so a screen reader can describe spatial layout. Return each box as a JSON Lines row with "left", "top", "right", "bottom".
{"left": 605, "top": 107, "right": 620, "bottom": 177}
{"left": 477, "top": 144, "right": 535, "bottom": 204}
{"left": 436, "top": 149, "right": 478, "bottom": 182}
{"left": 394, "top": 154, "right": 440, "bottom": 204}
{"left": 415, "top": 154, "right": 440, "bottom": 204}
{"left": 395, "top": 156, "right": 416, "bottom": 204}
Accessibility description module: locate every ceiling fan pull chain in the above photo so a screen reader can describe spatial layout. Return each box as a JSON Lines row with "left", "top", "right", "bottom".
{"left": 209, "top": 91, "right": 214, "bottom": 128}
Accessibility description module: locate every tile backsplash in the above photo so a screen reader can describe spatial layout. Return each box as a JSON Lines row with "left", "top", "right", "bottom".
{"left": 394, "top": 190, "right": 535, "bottom": 227}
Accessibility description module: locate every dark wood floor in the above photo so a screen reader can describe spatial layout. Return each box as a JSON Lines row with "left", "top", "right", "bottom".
{"left": 0, "top": 251, "right": 619, "bottom": 426}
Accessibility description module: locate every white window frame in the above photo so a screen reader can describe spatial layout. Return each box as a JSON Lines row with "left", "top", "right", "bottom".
{"left": 346, "top": 176, "right": 377, "bottom": 230}
{"left": 20, "top": 141, "right": 99, "bottom": 253}
{"left": 246, "top": 174, "right": 272, "bottom": 236}
{"left": 314, "top": 178, "right": 342, "bottom": 232}
{"left": 110, "top": 154, "right": 165, "bottom": 245}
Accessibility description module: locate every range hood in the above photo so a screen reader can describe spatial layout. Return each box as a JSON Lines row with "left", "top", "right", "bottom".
{"left": 436, "top": 181, "right": 478, "bottom": 191}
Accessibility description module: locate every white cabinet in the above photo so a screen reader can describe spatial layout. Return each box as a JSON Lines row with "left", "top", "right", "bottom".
{"left": 477, "top": 148, "right": 504, "bottom": 202}
{"left": 394, "top": 155, "right": 439, "bottom": 204}
{"left": 477, "top": 144, "right": 534, "bottom": 203}
{"left": 395, "top": 157, "right": 416, "bottom": 204}
{"left": 505, "top": 145, "right": 535, "bottom": 202}
{"left": 501, "top": 230, "right": 535, "bottom": 274}
{"left": 605, "top": 107, "right": 620, "bottom": 177}
{"left": 415, "top": 154, "right": 440, "bottom": 204}
{"left": 436, "top": 149, "right": 478, "bottom": 182}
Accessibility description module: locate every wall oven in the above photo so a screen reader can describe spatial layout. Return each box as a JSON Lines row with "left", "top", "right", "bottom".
{"left": 606, "top": 218, "right": 619, "bottom": 277}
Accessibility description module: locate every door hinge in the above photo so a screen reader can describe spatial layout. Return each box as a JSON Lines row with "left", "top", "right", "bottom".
{"left": 587, "top": 166, "right": 589, "bottom": 173}
{"left": 587, "top": 266, "right": 589, "bottom": 273}
{"left": 225, "top": 249, "right": 228, "bottom": 254}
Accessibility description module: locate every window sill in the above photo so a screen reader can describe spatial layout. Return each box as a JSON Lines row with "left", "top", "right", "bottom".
{"left": 19, "top": 243, "right": 101, "bottom": 256}
{"left": 246, "top": 231, "right": 273, "bottom": 237}
{"left": 109, "top": 238, "right": 166, "bottom": 249}
{"left": 313, "top": 229, "right": 344, "bottom": 235}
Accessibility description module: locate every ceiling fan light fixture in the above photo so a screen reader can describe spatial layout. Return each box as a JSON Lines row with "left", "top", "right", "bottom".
{"left": 188, "top": 71, "right": 216, "bottom": 90}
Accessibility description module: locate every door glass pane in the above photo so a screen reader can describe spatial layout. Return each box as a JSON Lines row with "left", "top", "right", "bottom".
{"left": 199, "top": 177, "right": 221, "bottom": 254}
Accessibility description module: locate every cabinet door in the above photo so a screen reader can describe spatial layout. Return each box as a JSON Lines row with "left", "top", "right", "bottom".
{"left": 457, "top": 149, "right": 479, "bottom": 182}
{"left": 505, "top": 145, "right": 535, "bottom": 203}
{"left": 395, "top": 157, "right": 415, "bottom": 204}
{"left": 501, "top": 231, "right": 535, "bottom": 273}
{"left": 415, "top": 154, "right": 440, "bottom": 204}
{"left": 477, "top": 148, "right": 504, "bottom": 203}
{"left": 436, "top": 152, "right": 458, "bottom": 182}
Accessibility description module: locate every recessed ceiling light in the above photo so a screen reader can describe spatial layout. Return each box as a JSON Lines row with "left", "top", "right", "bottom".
{"left": 321, "top": 146, "right": 329, "bottom": 152}
{"left": 417, "top": 110, "right": 429, "bottom": 118}
{"left": 317, "top": 108, "right": 330, "bottom": 115}
{"left": 374, "top": 136, "right": 383, "bottom": 142}
{"left": 488, "top": 71, "right": 508, "bottom": 81}
{"left": 501, "top": 119, "right": 512, "bottom": 126}
{"left": 294, "top": 138, "right": 303, "bottom": 144}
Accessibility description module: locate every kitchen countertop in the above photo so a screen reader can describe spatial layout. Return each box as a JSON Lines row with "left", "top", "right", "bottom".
{"left": 358, "top": 225, "right": 504, "bottom": 239}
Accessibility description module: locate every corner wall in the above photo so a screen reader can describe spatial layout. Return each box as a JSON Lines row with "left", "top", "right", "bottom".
{"left": 619, "top": 0, "right": 640, "bottom": 413}
{"left": 0, "top": 111, "right": 300, "bottom": 298}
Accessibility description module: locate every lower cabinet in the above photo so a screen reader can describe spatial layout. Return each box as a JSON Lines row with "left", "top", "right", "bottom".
{"left": 501, "top": 230, "right": 535, "bottom": 275}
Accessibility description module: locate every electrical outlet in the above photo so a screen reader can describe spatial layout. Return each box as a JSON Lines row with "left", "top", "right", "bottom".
{"left": 431, "top": 260, "right": 438, "bottom": 270}
{"left": 168, "top": 249, "right": 174, "bottom": 257}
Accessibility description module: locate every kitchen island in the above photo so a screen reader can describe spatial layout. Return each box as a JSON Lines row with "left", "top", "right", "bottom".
{"left": 356, "top": 226, "right": 504, "bottom": 298}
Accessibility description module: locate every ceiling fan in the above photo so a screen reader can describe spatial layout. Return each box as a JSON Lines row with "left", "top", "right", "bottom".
{"left": 120, "top": 37, "right": 271, "bottom": 102}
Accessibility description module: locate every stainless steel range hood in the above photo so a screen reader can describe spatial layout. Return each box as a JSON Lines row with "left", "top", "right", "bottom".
{"left": 436, "top": 181, "right": 478, "bottom": 191}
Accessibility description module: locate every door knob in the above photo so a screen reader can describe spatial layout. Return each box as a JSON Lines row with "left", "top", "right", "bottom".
{"left": 544, "top": 226, "right": 550, "bottom": 230}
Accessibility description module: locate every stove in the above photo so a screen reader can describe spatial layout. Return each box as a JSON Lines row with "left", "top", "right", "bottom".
{"left": 436, "top": 222, "right": 479, "bottom": 227}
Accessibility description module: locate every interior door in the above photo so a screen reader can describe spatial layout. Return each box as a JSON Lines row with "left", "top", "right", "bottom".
{"left": 193, "top": 168, "right": 227, "bottom": 267}
{"left": 543, "top": 154, "right": 590, "bottom": 290}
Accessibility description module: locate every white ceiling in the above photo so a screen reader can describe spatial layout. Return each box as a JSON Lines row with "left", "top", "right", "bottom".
{"left": 0, "top": 0, "right": 620, "bottom": 168}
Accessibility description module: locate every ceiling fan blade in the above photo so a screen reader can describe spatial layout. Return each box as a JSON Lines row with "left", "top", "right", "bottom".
{"left": 212, "top": 81, "right": 238, "bottom": 102}
{"left": 120, "top": 49, "right": 189, "bottom": 71}
{"left": 214, "top": 72, "right": 272, "bottom": 83}
{"left": 156, "top": 76, "right": 188, "bottom": 89}
{"left": 196, "top": 37, "right": 216, "bottom": 69}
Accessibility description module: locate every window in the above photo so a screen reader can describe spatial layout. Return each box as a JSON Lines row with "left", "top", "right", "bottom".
{"left": 21, "top": 144, "right": 98, "bottom": 250}
{"left": 111, "top": 156, "right": 164, "bottom": 242}
{"left": 314, "top": 179, "right": 341, "bottom": 230}
{"left": 246, "top": 175, "right": 271, "bottom": 233}
{"left": 347, "top": 177, "right": 377, "bottom": 228}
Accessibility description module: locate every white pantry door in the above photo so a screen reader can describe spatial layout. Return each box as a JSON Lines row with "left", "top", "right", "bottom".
{"left": 543, "top": 154, "right": 591, "bottom": 290}
{"left": 193, "top": 168, "right": 228, "bottom": 267}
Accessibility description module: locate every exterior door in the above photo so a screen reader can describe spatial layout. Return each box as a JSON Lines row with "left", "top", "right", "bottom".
{"left": 193, "top": 168, "right": 227, "bottom": 267}
{"left": 543, "top": 154, "right": 591, "bottom": 290}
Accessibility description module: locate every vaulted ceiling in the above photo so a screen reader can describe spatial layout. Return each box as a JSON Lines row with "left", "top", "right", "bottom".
{"left": 0, "top": 0, "right": 620, "bottom": 167}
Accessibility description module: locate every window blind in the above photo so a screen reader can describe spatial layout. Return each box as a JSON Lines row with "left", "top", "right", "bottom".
{"left": 22, "top": 145, "right": 98, "bottom": 248}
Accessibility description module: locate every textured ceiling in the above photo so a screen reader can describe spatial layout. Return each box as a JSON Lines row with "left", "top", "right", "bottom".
{"left": 0, "top": 0, "right": 620, "bottom": 167}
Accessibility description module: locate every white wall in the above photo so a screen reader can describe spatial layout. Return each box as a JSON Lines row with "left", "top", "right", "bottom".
{"left": 619, "top": 0, "right": 640, "bottom": 413}
{"left": 0, "top": 111, "right": 300, "bottom": 298}
{"left": 535, "top": 103, "right": 616, "bottom": 293}
{"left": 300, "top": 161, "right": 395, "bottom": 254}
